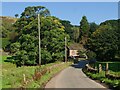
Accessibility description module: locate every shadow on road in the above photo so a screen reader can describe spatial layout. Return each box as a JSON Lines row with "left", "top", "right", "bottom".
{"left": 71, "top": 60, "right": 89, "bottom": 68}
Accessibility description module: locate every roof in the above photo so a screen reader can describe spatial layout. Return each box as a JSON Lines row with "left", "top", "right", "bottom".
{"left": 68, "top": 43, "right": 84, "bottom": 50}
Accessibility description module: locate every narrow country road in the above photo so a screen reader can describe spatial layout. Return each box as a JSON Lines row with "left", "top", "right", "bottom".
{"left": 45, "top": 60, "right": 106, "bottom": 88}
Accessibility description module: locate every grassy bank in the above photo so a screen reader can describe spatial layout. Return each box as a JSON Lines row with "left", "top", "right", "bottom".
{"left": 1, "top": 55, "right": 72, "bottom": 88}
{"left": 25, "top": 62, "right": 71, "bottom": 88}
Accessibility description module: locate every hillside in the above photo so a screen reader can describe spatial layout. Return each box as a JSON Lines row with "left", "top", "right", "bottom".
{"left": 0, "top": 16, "right": 18, "bottom": 49}
{"left": 0, "top": 16, "right": 17, "bottom": 23}
{"left": 0, "top": 16, "right": 17, "bottom": 38}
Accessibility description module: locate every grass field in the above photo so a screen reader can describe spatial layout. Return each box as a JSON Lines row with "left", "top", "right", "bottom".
{"left": 1, "top": 55, "right": 71, "bottom": 88}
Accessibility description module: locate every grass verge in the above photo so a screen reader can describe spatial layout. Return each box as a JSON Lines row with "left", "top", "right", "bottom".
{"left": 25, "top": 62, "right": 71, "bottom": 88}
{"left": 2, "top": 55, "right": 72, "bottom": 88}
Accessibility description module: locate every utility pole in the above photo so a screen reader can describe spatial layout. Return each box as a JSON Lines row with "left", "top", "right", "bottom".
{"left": 38, "top": 14, "right": 41, "bottom": 66}
{"left": 65, "top": 37, "right": 67, "bottom": 62}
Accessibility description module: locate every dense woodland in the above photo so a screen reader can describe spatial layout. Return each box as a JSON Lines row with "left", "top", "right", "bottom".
{"left": 1, "top": 6, "right": 120, "bottom": 66}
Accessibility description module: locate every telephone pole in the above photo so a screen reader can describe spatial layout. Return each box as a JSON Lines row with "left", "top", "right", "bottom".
{"left": 38, "top": 14, "right": 41, "bottom": 66}
{"left": 65, "top": 37, "right": 67, "bottom": 62}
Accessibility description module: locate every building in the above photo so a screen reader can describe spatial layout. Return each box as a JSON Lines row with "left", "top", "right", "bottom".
{"left": 67, "top": 43, "right": 86, "bottom": 58}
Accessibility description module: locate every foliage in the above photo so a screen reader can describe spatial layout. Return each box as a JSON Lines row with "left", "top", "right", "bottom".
{"left": 71, "top": 26, "right": 80, "bottom": 43}
{"left": 117, "top": 19, "right": 120, "bottom": 58}
{"left": 41, "top": 49, "right": 52, "bottom": 64}
{"left": 0, "top": 26, "right": 8, "bottom": 38}
{"left": 14, "top": 6, "right": 50, "bottom": 34}
{"left": 15, "top": 14, "right": 19, "bottom": 18}
{"left": 10, "top": 6, "right": 69, "bottom": 66}
{"left": 89, "top": 22, "right": 98, "bottom": 36}
{"left": 100, "top": 19, "right": 118, "bottom": 30}
{"left": 41, "top": 17, "right": 70, "bottom": 62}
{"left": 1, "top": 38, "right": 10, "bottom": 49}
{"left": 10, "top": 42, "right": 21, "bottom": 53}
{"left": 60, "top": 20, "right": 74, "bottom": 42}
{"left": 87, "top": 24, "right": 118, "bottom": 61}
{"left": 0, "top": 16, "right": 17, "bottom": 38}
{"left": 77, "top": 50, "right": 86, "bottom": 57}
{"left": 86, "top": 50, "right": 96, "bottom": 60}
{"left": 79, "top": 16, "right": 90, "bottom": 37}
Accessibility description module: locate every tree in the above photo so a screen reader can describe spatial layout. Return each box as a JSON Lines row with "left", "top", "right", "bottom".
{"left": 89, "top": 22, "right": 98, "bottom": 36}
{"left": 86, "top": 50, "right": 96, "bottom": 60}
{"left": 87, "top": 25, "right": 118, "bottom": 61}
{"left": 10, "top": 6, "right": 70, "bottom": 66}
{"left": 15, "top": 14, "right": 19, "bottom": 18}
{"left": 1, "top": 26, "right": 8, "bottom": 38}
{"left": 10, "top": 42, "right": 21, "bottom": 53}
{"left": 118, "top": 19, "right": 120, "bottom": 58}
{"left": 79, "top": 16, "right": 90, "bottom": 44}
{"left": 41, "top": 16, "right": 70, "bottom": 62}
{"left": 71, "top": 26, "right": 79, "bottom": 43}
{"left": 99, "top": 19, "right": 120, "bottom": 59}
{"left": 20, "top": 6, "right": 50, "bottom": 18}
{"left": 14, "top": 6, "right": 50, "bottom": 34}
{"left": 60, "top": 20, "right": 73, "bottom": 41}
{"left": 80, "top": 16, "right": 90, "bottom": 37}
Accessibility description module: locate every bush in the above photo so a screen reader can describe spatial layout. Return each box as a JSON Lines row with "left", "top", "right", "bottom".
{"left": 86, "top": 50, "right": 96, "bottom": 60}
{"left": 41, "top": 49, "right": 52, "bottom": 64}
{"left": 1, "top": 38, "right": 10, "bottom": 49}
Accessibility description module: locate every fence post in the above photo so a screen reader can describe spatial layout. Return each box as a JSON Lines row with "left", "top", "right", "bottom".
{"left": 95, "top": 66, "right": 97, "bottom": 70}
{"left": 23, "top": 74, "right": 26, "bottom": 84}
{"left": 105, "top": 63, "right": 109, "bottom": 75}
{"left": 99, "top": 64, "right": 102, "bottom": 73}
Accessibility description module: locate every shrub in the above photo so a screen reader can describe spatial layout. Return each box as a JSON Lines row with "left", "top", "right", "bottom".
{"left": 86, "top": 50, "right": 96, "bottom": 60}
{"left": 1, "top": 38, "right": 10, "bottom": 49}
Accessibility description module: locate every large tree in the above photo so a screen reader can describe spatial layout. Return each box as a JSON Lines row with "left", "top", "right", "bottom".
{"left": 79, "top": 16, "right": 90, "bottom": 44}
{"left": 14, "top": 6, "right": 50, "bottom": 34}
{"left": 100, "top": 19, "right": 120, "bottom": 58}
{"left": 87, "top": 24, "right": 118, "bottom": 61}
{"left": 10, "top": 6, "right": 69, "bottom": 66}
{"left": 80, "top": 16, "right": 90, "bottom": 37}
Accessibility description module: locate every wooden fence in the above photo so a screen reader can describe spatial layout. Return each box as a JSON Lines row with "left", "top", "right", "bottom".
{"left": 84, "top": 62, "right": 120, "bottom": 80}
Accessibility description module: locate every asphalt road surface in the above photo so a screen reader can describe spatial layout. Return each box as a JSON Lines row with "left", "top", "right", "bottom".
{"left": 45, "top": 60, "right": 106, "bottom": 88}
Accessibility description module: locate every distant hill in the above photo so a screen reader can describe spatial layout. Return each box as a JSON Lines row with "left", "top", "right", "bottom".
{"left": 0, "top": 16, "right": 17, "bottom": 22}
{"left": 0, "top": 16, "right": 18, "bottom": 49}
{"left": 100, "top": 19, "right": 120, "bottom": 30}
{"left": 0, "top": 16, "right": 17, "bottom": 38}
